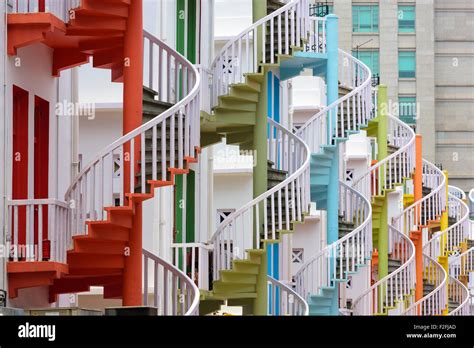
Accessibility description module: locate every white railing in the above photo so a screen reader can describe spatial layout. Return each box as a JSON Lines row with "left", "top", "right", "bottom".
{"left": 195, "top": 65, "right": 212, "bottom": 115}
{"left": 469, "top": 189, "right": 474, "bottom": 214}
{"left": 296, "top": 49, "right": 373, "bottom": 153}
{"left": 305, "top": 16, "right": 327, "bottom": 54}
{"left": 394, "top": 160, "right": 446, "bottom": 235}
{"left": 352, "top": 225, "right": 416, "bottom": 315}
{"left": 449, "top": 247, "right": 474, "bottom": 280}
{"left": 424, "top": 193, "right": 470, "bottom": 260}
{"left": 267, "top": 276, "right": 309, "bottom": 316}
{"left": 294, "top": 181, "right": 372, "bottom": 301}
{"left": 7, "top": 199, "right": 69, "bottom": 263}
{"left": 8, "top": 0, "right": 80, "bottom": 22}
{"left": 449, "top": 185, "right": 466, "bottom": 201}
{"left": 404, "top": 254, "right": 447, "bottom": 316}
{"left": 372, "top": 88, "right": 378, "bottom": 118}
{"left": 171, "top": 242, "right": 213, "bottom": 291}
{"left": 292, "top": 44, "right": 373, "bottom": 309}
{"left": 143, "top": 249, "right": 199, "bottom": 316}
{"left": 210, "top": 118, "right": 310, "bottom": 281}
{"left": 447, "top": 275, "right": 470, "bottom": 316}
{"left": 65, "top": 33, "right": 200, "bottom": 237}
{"left": 210, "top": 0, "right": 320, "bottom": 108}
{"left": 392, "top": 160, "right": 448, "bottom": 316}
{"left": 352, "top": 115, "right": 416, "bottom": 200}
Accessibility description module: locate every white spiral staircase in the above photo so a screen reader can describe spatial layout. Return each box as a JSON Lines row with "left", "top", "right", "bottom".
{"left": 397, "top": 161, "right": 448, "bottom": 315}
{"left": 293, "top": 46, "right": 375, "bottom": 313}
{"left": 351, "top": 115, "right": 418, "bottom": 315}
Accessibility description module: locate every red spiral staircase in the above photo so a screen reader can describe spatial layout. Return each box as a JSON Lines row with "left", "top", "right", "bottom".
{"left": 7, "top": 0, "right": 195, "bottom": 306}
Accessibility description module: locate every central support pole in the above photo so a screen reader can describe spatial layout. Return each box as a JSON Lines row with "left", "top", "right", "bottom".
{"left": 123, "top": 203, "right": 143, "bottom": 306}
{"left": 440, "top": 170, "right": 449, "bottom": 315}
{"left": 122, "top": 0, "right": 143, "bottom": 307}
{"left": 377, "top": 86, "right": 388, "bottom": 281}
{"left": 413, "top": 134, "right": 423, "bottom": 303}
{"left": 325, "top": 14, "right": 339, "bottom": 316}
{"left": 376, "top": 86, "right": 388, "bottom": 162}
{"left": 252, "top": 0, "right": 268, "bottom": 315}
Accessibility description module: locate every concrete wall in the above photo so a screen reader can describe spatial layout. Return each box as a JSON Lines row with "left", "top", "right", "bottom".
{"left": 434, "top": 0, "right": 474, "bottom": 191}
{"left": 291, "top": 218, "right": 324, "bottom": 276}
{"left": 332, "top": 0, "right": 473, "bottom": 191}
{"left": 7, "top": 43, "right": 68, "bottom": 200}
{"left": 215, "top": 0, "right": 252, "bottom": 39}
{"left": 213, "top": 172, "right": 253, "bottom": 252}
{"left": 144, "top": 0, "right": 176, "bottom": 46}
{"left": 6, "top": 43, "right": 74, "bottom": 306}
{"left": 380, "top": 0, "right": 399, "bottom": 105}
{"left": 416, "top": 0, "right": 436, "bottom": 162}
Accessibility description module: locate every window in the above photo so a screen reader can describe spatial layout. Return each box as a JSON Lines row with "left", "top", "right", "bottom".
{"left": 399, "top": 51, "right": 416, "bottom": 78}
{"left": 292, "top": 248, "right": 304, "bottom": 264}
{"left": 293, "top": 121, "right": 308, "bottom": 133}
{"left": 352, "top": 50, "right": 380, "bottom": 75}
{"left": 399, "top": 97, "right": 417, "bottom": 125}
{"left": 345, "top": 169, "right": 354, "bottom": 184}
{"left": 353, "top": 6, "right": 379, "bottom": 33}
{"left": 310, "top": 4, "right": 333, "bottom": 18}
{"left": 398, "top": 5, "right": 415, "bottom": 33}
{"left": 217, "top": 209, "right": 235, "bottom": 226}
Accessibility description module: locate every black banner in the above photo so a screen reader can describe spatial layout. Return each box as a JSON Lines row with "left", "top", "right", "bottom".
{"left": 0, "top": 316, "right": 473, "bottom": 347}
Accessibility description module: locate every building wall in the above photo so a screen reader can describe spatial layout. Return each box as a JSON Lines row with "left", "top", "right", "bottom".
{"left": 215, "top": 0, "right": 252, "bottom": 39}
{"left": 291, "top": 218, "right": 324, "bottom": 276}
{"left": 213, "top": 173, "right": 253, "bottom": 252}
{"left": 416, "top": 0, "right": 436, "bottom": 162}
{"left": 434, "top": 0, "right": 474, "bottom": 191}
{"left": 6, "top": 43, "right": 75, "bottom": 306}
{"left": 7, "top": 43, "right": 75, "bottom": 201}
{"left": 332, "top": 0, "right": 474, "bottom": 191}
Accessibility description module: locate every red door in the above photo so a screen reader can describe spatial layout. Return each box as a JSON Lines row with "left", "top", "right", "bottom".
{"left": 12, "top": 86, "right": 29, "bottom": 253}
{"left": 34, "top": 96, "right": 49, "bottom": 259}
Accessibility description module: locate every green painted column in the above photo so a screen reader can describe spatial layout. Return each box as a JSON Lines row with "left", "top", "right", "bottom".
{"left": 376, "top": 85, "right": 388, "bottom": 281}
{"left": 176, "top": 0, "right": 197, "bottom": 62}
{"left": 175, "top": 1, "right": 197, "bottom": 271}
{"left": 252, "top": 0, "right": 269, "bottom": 241}
{"left": 254, "top": 249, "right": 268, "bottom": 316}
{"left": 252, "top": 0, "right": 268, "bottom": 315}
{"left": 378, "top": 199, "right": 389, "bottom": 281}
{"left": 253, "top": 0, "right": 266, "bottom": 65}
{"left": 376, "top": 85, "right": 388, "bottom": 162}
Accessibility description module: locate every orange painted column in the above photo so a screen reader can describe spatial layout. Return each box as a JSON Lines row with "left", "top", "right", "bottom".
{"left": 123, "top": 202, "right": 143, "bottom": 306}
{"left": 123, "top": 0, "right": 143, "bottom": 195}
{"left": 413, "top": 135, "right": 423, "bottom": 302}
{"left": 122, "top": 0, "right": 143, "bottom": 307}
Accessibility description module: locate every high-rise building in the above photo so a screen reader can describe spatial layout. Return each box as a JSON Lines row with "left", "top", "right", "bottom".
{"left": 329, "top": 0, "right": 474, "bottom": 191}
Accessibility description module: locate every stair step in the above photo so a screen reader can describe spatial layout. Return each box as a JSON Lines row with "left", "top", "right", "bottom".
{"left": 88, "top": 223, "right": 130, "bottom": 242}
{"left": 220, "top": 271, "right": 257, "bottom": 284}
{"left": 212, "top": 280, "right": 256, "bottom": 294}
{"left": 68, "top": 252, "right": 125, "bottom": 270}
{"left": 233, "top": 260, "right": 260, "bottom": 274}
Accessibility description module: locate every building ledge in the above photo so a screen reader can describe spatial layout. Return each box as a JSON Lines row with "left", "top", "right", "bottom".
{"left": 213, "top": 168, "right": 253, "bottom": 175}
